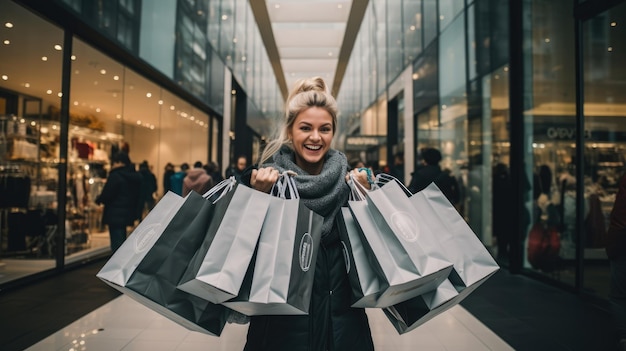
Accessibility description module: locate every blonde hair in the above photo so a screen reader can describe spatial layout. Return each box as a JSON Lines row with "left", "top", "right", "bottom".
{"left": 259, "top": 76, "right": 338, "bottom": 164}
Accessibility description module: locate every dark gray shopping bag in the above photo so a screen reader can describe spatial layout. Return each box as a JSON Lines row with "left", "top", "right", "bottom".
{"left": 337, "top": 206, "right": 383, "bottom": 308}
{"left": 100, "top": 191, "right": 229, "bottom": 336}
{"left": 383, "top": 278, "right": 459, "bottom": 334}
{"left": 177, "top": 182, "right": 271, "bottom": 303}
{"left": 223, "top": 174, "right": 323, "bottom": 315}
{"left": 348, "top": 179, "right": 453, "bottom": 308}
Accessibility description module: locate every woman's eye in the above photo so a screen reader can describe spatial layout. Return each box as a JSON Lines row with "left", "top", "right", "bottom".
{"left": 300, "top": 126, "right": 311, "bottom": 131}
{"left": 320, "top": 127, "right": 332, "bottom": 133}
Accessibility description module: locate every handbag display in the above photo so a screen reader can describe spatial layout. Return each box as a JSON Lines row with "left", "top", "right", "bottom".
{"left": 223, "top": 173, "right": 323, "bottom": 315}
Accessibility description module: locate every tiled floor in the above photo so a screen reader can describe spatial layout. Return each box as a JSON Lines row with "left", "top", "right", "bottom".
{"left": 0, "top": 257, "right": 618, "bottom": 351}
{"left": 24, "top": 294, "right": 513, "bottom": 351}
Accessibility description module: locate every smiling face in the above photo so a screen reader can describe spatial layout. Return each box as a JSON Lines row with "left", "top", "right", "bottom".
{"left": 288, "top": 106, "right": 334, "bottom": 175}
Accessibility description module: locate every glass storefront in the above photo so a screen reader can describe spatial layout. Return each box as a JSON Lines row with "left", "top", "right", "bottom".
{"left": 336, "top": 0, "right": 625, "bottom": 305}
{"left": 581, "top": 1, "right": 626, "bottom": 299}
{"left": 0, "top": 0, "right": 213, "bottom": 285}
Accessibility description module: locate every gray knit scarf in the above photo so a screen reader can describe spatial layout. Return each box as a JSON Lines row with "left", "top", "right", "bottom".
{"left": 263, "top": 146, "right": 350, "bottom": 237}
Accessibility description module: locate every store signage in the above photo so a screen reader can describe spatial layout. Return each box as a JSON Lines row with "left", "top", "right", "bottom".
{"left": 345, "top": 135, "right": 386, "bottom": 150}
{"left": 537, "top": 126, "right": 626, "bottom": 141}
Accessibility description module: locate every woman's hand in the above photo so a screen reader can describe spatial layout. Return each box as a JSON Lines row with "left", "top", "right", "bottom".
{"left": 251, "top": 167, "right": 280, "bottom": 193}
{"left": 346, "top": 167, "right": 373, "bottom": 190}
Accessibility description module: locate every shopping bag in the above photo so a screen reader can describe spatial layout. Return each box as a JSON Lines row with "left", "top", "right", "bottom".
{"left": 348, "top": 178, "right": 453, "bottom": 307}
{"left": 337, "top": 206, "right": 383, "bottom": 308}
{"left": 409, "top": 182, "right": 499, "bottom": 297}
{"left": 117, "top": 191, "right": 229, "bottom": 336}
{"left": 383, "top": 279, "right": 459, "bottom": 334}
{"left": 177, "top": 181, "right": 271, "bottom": 303}
{"left": 223, "top": 173, "right": 323, "bottom": 315}
{"left": 380, "top": 180, "right": 499, "bottom": 334}
{"left": 97, "top": 191, "right": 185, "bottom": 287}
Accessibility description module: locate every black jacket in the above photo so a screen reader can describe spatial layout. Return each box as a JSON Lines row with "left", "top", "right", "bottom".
{"left": 96, "top": 165, "right": 142, "bottom": 227}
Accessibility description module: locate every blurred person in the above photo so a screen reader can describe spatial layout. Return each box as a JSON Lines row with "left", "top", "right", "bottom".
{"left": 408, "top": 147, "right": 460, "bottom": 206}
{"left": 163, "top": 162, "right": 175, "bottom": 195}
{"left": 226, "top": 155, "right": 247, "bottom": 182}
{"left": 169, "top": 162, "right": 189, "bottom": 196}
{"left": 95, "top": 152, "right": 142, "bottom": 252}
{"left": 183, "top": 161, "right": 213, "bottom": 196}
{"left": 138, "top": 160, "right": 157, "bottom": 219}
{"left": 204, "top": 161, "right": 224, "bottom": 183}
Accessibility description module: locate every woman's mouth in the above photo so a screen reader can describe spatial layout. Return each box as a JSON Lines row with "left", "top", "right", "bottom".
{"left": 304, "top": 144, "right": 322, "bottom": 151}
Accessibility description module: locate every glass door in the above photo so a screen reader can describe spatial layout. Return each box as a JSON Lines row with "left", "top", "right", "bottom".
{"left": 581, "top": 1, "right": 626, "bottom": 300}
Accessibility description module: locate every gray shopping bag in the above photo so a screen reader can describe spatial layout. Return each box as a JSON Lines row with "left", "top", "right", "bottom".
{"left": 337, "top": 206, "right": 383, "bottom": 308}
{"left": 380, "top": 180, "right": 499, "bottom": 334}
{"left": 348, "top": 179, "right": 453, "bottom": 308}
{"left": 410, "top": 182, "right": 499, "bottom": 298}
{"left": 177, "top": 182, "right": 271, "bottom": 304}
{"left": 223, "top": 174, "right": 323, "bottom": 315}
{"left": 116, "top": 191, "right": 229, "bottom": 336}
{"left": 97, "top": 191, "right": 184, "bottom": 287}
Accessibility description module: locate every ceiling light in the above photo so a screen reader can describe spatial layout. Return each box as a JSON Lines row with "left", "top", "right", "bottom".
{"left": 611, "top": 21, "right": 617, "bottom": 27}
{"left": 412, "top": 73, "right": 420, "bottom": 80}
{"left": 544, "top": 38, "right": 551, "bottom": 43}
{"left": 137, "top": 120, "right": 142, "bottom": 125}
{"left": 1, "top": 75, "right": 7, "bottom": 81}
{"left": 170, "top": 105, "right": 175, "bottom": 110}
{"left": 158, "top": 100, "right": 163, "bottom": 105}
{"left": 100, "top": 69, "right": 106, "bottom": 74}
{"left": 410, "top": 25, "right": 416, "bottom": 31}
{"left": 31, "top": 121, "right": 36, "bottom": 126}
{"left": 71, "top": 55, "right": 76, "bottom": 60}
{"left": 41, "top": 56, "right": 48, "bottom": 61}
{"left": 96, "top": 108, "right": 101, "bottom": 112}
{"left": 57, "top": 92, "right": 62, "bottom": 97}
{"left": 4, "top": 22, "right": 13, "bottom": 28}
{"left": 54, "top": 44, "right": 62, "bottom": 51}
{"left": 46, "top": 89, "right": 52, "bottom": 94}
{"left": 113, "top": 75, "right": 119, "bottom": 80}
{"left": 146, "top": 92, "right": 152, "bottom": 98}
{"left": 3, "top": 40, "right": 9, "bottom": 45}
{"left": 116, "top": 114, "right": 121, "bottom": 119}
{"left": 24, "top": 83, "right": 30, "bottom": 87}
{"left": 73, "top": 101, "right": 79, "bottom": 105}
{"left": 222, "top": 15, "right": 228, "bottom": 20}
{"left": 608, "top": 46, "right": 613, "bottom": 52}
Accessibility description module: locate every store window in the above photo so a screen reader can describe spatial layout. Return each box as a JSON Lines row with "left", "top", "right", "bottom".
{"left": 582, "top": 1, "right": 626, "bottom": 300}
{"left": 523, "top": 0, "right": 576, "bottom": 284}
{"left": 0, "top": 0, "right": 63, "bottom": 283}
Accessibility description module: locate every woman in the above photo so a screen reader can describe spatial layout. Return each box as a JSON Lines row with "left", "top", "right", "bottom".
{"left": 243, "top": 77, "right": 374, "bottom": 350}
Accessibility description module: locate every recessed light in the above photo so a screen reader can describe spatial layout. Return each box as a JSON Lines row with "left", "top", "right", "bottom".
{"left": 1, "top": 75, "right": 7, "bottom": 80}
{"left": 5, "top": 22, "right": 13, "bottom": 28}
{"left": 54, "top": 44, "right": 62, "bottom": 51}
{"left": 3, "top": 40, "right": 9, "bottom": 45}
{"left": 42, "top": 56, "right": 48, "bottom": 61}
{"left": 46, "top": 90, "right": 52, "bottom": 94}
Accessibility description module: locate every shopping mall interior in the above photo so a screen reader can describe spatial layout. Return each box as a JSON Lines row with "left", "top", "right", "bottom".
{"left": 1, "top": 0, "right": 625, "bottom": 350}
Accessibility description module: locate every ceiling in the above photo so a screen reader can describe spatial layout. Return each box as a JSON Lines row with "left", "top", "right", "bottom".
{"left": 251, "top": 0, "right": 368, "bottom": 99}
